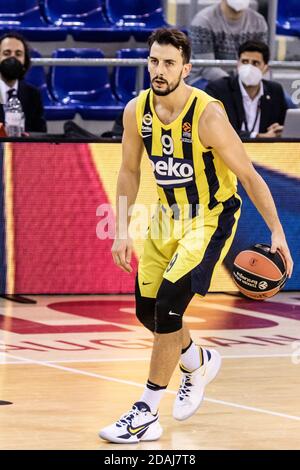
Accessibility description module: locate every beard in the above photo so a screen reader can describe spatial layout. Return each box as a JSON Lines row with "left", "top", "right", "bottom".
{"left": 151, "top": 72, "right": 182, "bottom": 96}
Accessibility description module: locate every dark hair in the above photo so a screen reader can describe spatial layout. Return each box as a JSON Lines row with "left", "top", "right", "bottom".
{"left": 0, "top": 32, "right": 31, "bottom": 74}
{"left": 148, "top": 28, "right": 191, "bottom": 64}
{"left": 238, "top": 40, "right": 270, "bottom": 64}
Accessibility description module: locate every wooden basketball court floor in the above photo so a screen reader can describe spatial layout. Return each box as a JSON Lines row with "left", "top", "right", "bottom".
{"left": 0, "top": 292, "right": 300, "bottom": 450}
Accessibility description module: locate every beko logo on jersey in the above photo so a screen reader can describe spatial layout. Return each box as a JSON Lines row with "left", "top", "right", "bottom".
{"left": 151, "top": 158, "right": 193, "bottom": 177}
{"left": 150, "top": 156, "right": 194, "bottom": 186}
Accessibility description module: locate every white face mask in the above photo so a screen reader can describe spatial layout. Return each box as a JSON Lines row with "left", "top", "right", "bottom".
{"left": 226, "top": 0, "right": 250, "bottom": 12}
{"left": 238, "top": 64, "right": 263, "bottom": 87}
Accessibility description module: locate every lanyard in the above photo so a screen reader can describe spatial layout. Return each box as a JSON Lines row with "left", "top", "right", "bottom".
{"left": 243, "top": 98, "right": 262, "bottom": 134}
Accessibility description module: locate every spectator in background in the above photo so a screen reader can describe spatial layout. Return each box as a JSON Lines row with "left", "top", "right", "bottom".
{"left": 205, "top": 41, "right": 287, "bottom": 138}
{"left": 189, "top": 0, "right": 268, "bottom": 87}
{"left": 0, "top": 32, "right": 47, "bottom": 133}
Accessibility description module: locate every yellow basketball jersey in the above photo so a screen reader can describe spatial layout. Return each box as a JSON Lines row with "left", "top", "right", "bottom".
{"left": 136, "top": 87, "right": 238, "bottom": 218}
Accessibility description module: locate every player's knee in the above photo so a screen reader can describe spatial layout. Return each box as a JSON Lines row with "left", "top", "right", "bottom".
{"left": 135, "top": 302, "right": 155, "bottom": 332}
{"left": 135, "top": 278, "right": 155, "bottom": 332}
{"left": 154, "top": 296, "right": 182, "bottom": 334}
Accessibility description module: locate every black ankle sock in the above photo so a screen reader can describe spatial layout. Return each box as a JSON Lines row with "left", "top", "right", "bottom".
{"left": 146, "top": 379, "right": 167, "bottom": 391}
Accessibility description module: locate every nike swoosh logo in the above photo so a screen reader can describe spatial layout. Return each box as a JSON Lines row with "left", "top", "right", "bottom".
{"left": 142, "top": 281, "right": 152, "bottom": 285}
{"left": 127, "top": 416, "right": 158, "bottom": 435}
{"left": 168, "top": 311, "right": 180, "bottom": 316}
{"left": 142, "top": 134, "right": 152, "bottom": 138}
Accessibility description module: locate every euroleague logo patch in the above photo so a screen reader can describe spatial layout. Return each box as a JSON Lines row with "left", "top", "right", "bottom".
{"left": 181, "top": 121, "right": 192, "bottom": 143}
{"left": 182, "top": 122, "right": 191, "bottom": 133}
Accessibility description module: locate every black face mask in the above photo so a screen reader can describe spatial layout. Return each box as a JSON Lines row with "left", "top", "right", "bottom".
{"left": 0, "top": 57, "right": 25, "bottom": 81}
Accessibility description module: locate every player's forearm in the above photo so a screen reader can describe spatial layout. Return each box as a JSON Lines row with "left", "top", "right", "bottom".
{"left": 242, "top": 171, "right": 284, "bottom": 235}
{"left": 115, "top": 167, "right": 141, "bottom": 238}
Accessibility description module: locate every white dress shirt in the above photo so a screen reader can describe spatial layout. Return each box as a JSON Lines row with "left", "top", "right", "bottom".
{"left": 239, "top": 77, "right": 264, "bottom": 138}
{"left": 0, "top": 78, "right": 19, "bottom": 105}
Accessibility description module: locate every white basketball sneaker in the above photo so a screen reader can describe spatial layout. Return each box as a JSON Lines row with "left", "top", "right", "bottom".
{"left": 99, "top": 401, "right": 163, "bottom": 444}
{"left": 173, "top": 349, "right": 222, "bottom": 421}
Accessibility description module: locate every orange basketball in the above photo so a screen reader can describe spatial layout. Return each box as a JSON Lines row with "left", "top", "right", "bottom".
{"left": 232, "top": 243, "right": 287, "bottom": 300}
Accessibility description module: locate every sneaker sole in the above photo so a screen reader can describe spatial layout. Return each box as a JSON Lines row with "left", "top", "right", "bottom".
{"left": 99, "top": 430, "right": 139, "bottom": 444}
{"left": 173, "top": 349, "right": 222, "bottom": 421}
{"left": 99, "top": 423, "right": 163, "bottom": 444}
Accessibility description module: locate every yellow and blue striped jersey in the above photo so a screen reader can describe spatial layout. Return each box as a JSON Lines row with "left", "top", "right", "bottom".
{"left": 136, "top": 87, "right": 238, "bottom": 218}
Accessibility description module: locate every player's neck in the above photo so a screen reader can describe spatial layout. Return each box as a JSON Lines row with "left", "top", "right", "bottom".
{"left": 153, "top": 84, "right": 192, "bottom": 114}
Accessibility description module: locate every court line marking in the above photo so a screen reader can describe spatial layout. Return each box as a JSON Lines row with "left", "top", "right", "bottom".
{"left": 0, "top": 352, "right": 296, "bottom": 365}
{"left": 4, "top": 352, "right": 300, "bottom": 422}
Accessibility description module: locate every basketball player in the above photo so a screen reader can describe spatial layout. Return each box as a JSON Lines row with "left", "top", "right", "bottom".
{"left": 99, "top": 29, "right": 293, "bottom": 443}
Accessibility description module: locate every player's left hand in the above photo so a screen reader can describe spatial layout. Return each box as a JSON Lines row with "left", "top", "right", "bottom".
{"left": 271, "top": 230, "right": 293, "bottom": 278}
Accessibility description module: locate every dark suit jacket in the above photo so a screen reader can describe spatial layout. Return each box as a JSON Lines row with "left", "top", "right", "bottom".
{"left": 0, "top": 80, "right": 47, "bottom": 133}
{"left": 205, "top": 76, "right": 287, "bottom": 137}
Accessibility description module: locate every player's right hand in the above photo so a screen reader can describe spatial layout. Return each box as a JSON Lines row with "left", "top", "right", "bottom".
{"left": 111, "top": 238, "right": 133, "bottom": 273}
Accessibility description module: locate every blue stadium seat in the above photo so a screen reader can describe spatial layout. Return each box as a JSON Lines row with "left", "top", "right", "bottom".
{"left": 49, "top": 49, "right": 123, "bottom": 120}
{"left": 0, "top": 0, "right": 67, "bottom": 41}
{"left": 277, "top": 0, "right": 300, "bottom": 37}
{"left": 113, "top": 48, "right": 150, "bottom": 104}
{"left": 25, "top": 49, "right": 46, "bottom": 89}
{"left": 40, "top": 0, "right": 130, "bottom": 42}
{"left": 25, "top": 49, "right": 76, "bottom": 120}
{"left": 105, "top": 0, "right": 169, "bottom": 41}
